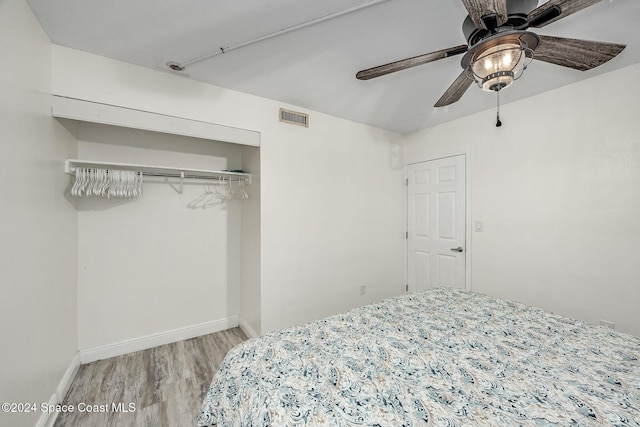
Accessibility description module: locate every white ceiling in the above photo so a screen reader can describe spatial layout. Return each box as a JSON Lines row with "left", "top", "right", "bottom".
{"left": 27, "top": 0, "right": 640, "bottom": 134}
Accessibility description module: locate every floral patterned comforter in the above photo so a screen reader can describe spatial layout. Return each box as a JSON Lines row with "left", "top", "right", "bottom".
{"left": 198, "top": 288, "right": 640, "bottom": 426}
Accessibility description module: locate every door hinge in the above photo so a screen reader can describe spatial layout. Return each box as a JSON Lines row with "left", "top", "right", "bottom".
{"left": 405, "top": 178, "right": 408, "bottom": 186}
{"left": 405, "top": 231, "right": 408, "bottom": 239}
{"left": 405, "top": 283, "right": 409, "bottom": 292}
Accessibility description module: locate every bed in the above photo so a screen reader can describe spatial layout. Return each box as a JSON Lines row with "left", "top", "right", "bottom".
{"left": 198, "top": 288, "right": 640, "bottom": 426}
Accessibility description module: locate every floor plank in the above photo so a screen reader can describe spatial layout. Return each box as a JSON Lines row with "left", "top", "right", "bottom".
{"left": 54, "top": 327, "right": 247, "bottom": 427}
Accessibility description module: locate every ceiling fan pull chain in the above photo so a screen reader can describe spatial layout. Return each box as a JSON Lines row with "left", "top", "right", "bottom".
{"left": 495, "top": 89, "right": 502, "bottom": 127}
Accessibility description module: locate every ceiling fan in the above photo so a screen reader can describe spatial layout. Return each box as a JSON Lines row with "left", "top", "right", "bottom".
{"left": 356, "top": 0, "right": 626, "bottom": 108}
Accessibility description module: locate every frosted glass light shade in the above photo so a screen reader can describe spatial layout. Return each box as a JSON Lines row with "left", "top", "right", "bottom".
{"left": 471, "top": 43, "right": 526, "bottom": 91}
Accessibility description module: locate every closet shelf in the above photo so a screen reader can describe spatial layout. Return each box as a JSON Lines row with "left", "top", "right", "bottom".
{"left": 65, "top": 159, "right": 251, "bottom": 183}
{"left": 52, "top": 96, "right": 260, "bottom": 147}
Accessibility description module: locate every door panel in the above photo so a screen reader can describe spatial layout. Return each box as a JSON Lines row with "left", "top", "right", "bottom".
{"left": 438, "top": 254, "right": 457, "bottom": 286}
{"left": 438, "top": 192, "right": 456, "bottom": 239}
{"left": 415, "top": 251, "right": 430, "bottom": 287}
{"left": 414, "top": 194, "right": 430, "bottom": 236}
{"left": 407, "top": 155, "right": 466, "bottom": 291}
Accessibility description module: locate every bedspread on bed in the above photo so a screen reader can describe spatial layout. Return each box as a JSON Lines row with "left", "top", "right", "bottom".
{"left": 198, "top": 288, "right": 640, "bottom": 426}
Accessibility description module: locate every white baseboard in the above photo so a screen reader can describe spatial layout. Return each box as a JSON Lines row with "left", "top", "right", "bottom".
{"left": 238, "top": 317, "right": 259, "bottom": 338}
{"left": 36, "top": 352, "right": 81, "bottom": 427}
{"left": 80, "top": 316, "right": 240, "bottom": 363}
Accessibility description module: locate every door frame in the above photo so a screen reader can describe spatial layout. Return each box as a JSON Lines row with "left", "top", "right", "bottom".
{"left": 405, "top": 151, "right": 472, "bottom": 292}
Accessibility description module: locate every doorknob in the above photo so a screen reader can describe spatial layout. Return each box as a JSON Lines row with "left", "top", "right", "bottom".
{"left": 450, "top": 247, "right": 463, "bottom": 252}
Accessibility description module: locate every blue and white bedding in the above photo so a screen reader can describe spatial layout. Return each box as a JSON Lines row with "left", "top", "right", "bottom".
{"left": 198, "top": 288, "right": 640, "bottom": 426}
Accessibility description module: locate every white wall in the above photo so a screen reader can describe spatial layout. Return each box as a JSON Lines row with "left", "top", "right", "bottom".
{"left": 52, "top": 45, "right": 406, "bottom": 335}
{"left": 0, "top": 1, "right": 78, "bottom": 426}
{"left": 75, "top": 123, "right": 245, "bottom": 350}
{"left": 404, "top": 64, "right": 640, "bottom": 337}
{"left": 259, "top": 117, "right": 406, "bottom": 331}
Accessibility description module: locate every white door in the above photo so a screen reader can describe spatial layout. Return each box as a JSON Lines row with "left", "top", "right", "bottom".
{"left": 407, "top": 155, "right": 466, "bottom": 291}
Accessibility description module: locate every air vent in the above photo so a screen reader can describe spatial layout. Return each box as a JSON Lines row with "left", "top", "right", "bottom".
{"left": 279, "top": 108, "right": 309, "bottom": 128}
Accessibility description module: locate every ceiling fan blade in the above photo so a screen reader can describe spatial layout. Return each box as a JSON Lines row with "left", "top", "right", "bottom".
{"left": 460, "top": 0, "right": 508, "bottom": 29}
{"left": 535, "top": 35, "right": 625, "bottom": 71}
{"left": 355, "top": 45, "right": 468, "bottom": 80}
{"left": 434, "top": 71, "right": 474, "bottom": 107}
{"left": 528, "top": 0, "right": 600, "bottom": 28}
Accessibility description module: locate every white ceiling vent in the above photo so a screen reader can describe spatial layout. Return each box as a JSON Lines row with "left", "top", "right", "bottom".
{"left": 279, "top": 108, "right": 309, "bottom": 128}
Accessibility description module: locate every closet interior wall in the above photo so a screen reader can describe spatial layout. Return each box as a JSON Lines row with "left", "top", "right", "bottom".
{"left": 240, "top": 145, "right": 261, "bottom": 336}
{"left": 73, "top": 121, "right": 254, "bottom": 351}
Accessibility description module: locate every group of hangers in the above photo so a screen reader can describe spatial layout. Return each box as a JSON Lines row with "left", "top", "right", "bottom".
{"left": 70, "top": 168, "right": 143, "bottom": 199}
{"left": 187, "top": 177, "right": 249, "bottom": 209}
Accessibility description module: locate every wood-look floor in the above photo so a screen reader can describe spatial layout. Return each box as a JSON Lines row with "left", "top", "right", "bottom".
{"left": 54, "top": 327, "right": 247, "bottom": 427}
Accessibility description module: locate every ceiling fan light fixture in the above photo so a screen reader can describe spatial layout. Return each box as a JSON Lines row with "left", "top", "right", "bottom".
{"left": 472, "top": 43, "right": 526, "bottom": 91}
{"left": 462, "top": 31, "right": 539, "bottom": 92}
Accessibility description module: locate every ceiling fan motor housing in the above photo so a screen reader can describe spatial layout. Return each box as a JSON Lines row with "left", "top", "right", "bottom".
{"left": 462, "top": 0, "right": 539, "bottom": 45}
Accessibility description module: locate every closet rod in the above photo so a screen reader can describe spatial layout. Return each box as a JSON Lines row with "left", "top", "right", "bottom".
{"left": 65, "top": 159, "right": 251, "bottom": 183}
